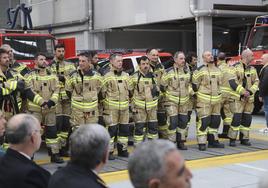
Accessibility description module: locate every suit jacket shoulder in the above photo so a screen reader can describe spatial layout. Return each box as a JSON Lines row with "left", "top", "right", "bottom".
{"left": 0, "top": 148, "right": 50, "bottom": 188}
{"left": 48, "top": 163, "right": 107, "bottom": 188}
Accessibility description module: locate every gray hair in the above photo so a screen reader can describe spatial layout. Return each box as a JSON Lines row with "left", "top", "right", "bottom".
{"left": 128, "top": 139, "right": 177, "bottom": 188}
{"left": 174, "top": 51, "right": 184, "bottom": 59}
{"left": 5, "top": 114, "right": 38, "bottom": 144}
{"left": 70, "top": 124, "right": 110, "bottom": 170}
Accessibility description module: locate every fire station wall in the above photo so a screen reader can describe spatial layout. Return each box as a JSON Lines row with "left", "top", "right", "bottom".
{"left": 94, "top": 0, "right": 264, "bottom": 29}
{"left": 105, "top": 31, "right": 196, "bottom": 53}
{"left": 0, "top": 0, "right": 20, "bottom": 28}
{"left": 20, "top": 0, "right": 88, "bottom": 27}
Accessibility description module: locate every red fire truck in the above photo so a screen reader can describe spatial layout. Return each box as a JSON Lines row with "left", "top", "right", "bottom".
{"left": 0, "top": 29, "right": 76, "bottom": 69}
{"left": 0, "top": 29, "right": 56, "bottom": 69}
{"left": 229, "top": 15, "right": 268, "bottom": 112}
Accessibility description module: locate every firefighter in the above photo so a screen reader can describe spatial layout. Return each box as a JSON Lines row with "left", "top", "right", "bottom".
{"left": 146, "top": 48, "right": 167, "bottom": 138}
{"left": 25, "top": 53, "right": 63, "bottom": 163}
{"left": 50, "top": 43, "right": 76, "bottom": 157}
{"left": 130, "top": 56, "right": 159, "bottom": 145}
{"left": 66, "top": 52, "right": 103, "bottom": 129}
{"left": 0, "top": 48, "right": 25, "bottom": 120}
{"left": 90, "top": 51, "right": 101, "bottom": 71}
{"left": 161, "top": 51, "right": 193, "bottom": 150}
{"left": 228, "top": 49, "right": 259, "bottom": 146}
{"left": 185, "top": 52, "right": 198, "bottom": 138}
{"left": 102, "top": 53, "right": 130, "bottom": 160}
{"left": 217, "top": 52, "right": 234, "bottom": 138}
{"left": 1, "top": 44, "right": 29, "bottom": 112}
{"left": 192, "top": 51, "right": 224, "bottom": 151}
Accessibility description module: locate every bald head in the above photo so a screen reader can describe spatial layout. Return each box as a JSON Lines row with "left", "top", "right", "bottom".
{"left": 202, "top": 51, "right": 214, "bottom": 64}
{"left": 6, "top": 114, "right": 39, "bottom": 144}
{"left": 261, "top": 54, "right": 268, "bottom": 65}
{"left": 241, "top": 49, "right": 254, "bottom": 65}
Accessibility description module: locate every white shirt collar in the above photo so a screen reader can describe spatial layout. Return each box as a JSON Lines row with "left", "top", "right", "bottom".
{"left": 19, "top": 151, "right": 31, "bottom": 160}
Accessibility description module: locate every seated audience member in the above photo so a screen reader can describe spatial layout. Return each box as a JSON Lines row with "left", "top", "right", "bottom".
{"left": 0, "top": 114, "right": 51, "bottom": 188}
{"left": 0, "top": 110, "right": 7, "bottom": 157}
{"left": 48, "top": 124, "right": 110, "bottom": 188}
{"left": 128, "top": 139, "right": 192, "bottom": 188}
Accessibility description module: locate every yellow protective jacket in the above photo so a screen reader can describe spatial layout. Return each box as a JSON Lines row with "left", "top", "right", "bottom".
{"left": 218, "top": 60, "right": 236, "bottom": 99}
{"left": 50, "top": 59, "right": 76, "bottom": 100}
{"left": 66, "top": 69, "right": 103, "bottom": 112}
{"left": 192, "top": 63, "right": 223, "bottom": 104}
{"left": 130, "top": 70, "right": 159, "bottom": 110}
{"left": 161, "top": 65, "right": 193, "bottom": 105}
{"left": 230, "top": 62, "right": 259, "bottom": 102}
{"left": 0, "top": 68, "right": 24, "bottom": 113}
{"left": 25, "top": 68, "right": 59, "bottom": 112}
{"left": 102, "top": 67, "right": 130, "bottom": 110}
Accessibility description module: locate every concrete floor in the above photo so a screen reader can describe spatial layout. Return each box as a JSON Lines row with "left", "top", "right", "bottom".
{"left": 36, "top": 114, "right": 268, "bottom": 188}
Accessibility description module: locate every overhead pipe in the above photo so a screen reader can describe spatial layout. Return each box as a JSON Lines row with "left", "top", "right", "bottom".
{"left": 189, "top": 0, "right": 267, "bottom": 17}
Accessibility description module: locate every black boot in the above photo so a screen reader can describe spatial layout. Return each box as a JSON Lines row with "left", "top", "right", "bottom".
{"left": 59, "top": 147, "right": 69, "bottom": 157}
{"left": 241, "top": 139, "right": 251, "bottom": 146}
{"left": 208, "top": 134, "right": 224, "bottom": 148}
{"left": 177, "top": 142, "right": 188, "bottom": 150}
{"left": 229, "top": 139, "right": 236, "bottom": 147}
{"left": 108, "top": 152, "right": 116, "bottom": 160}
{"left": 176, "top": 133, "right": 188, "bottom": 150}
{"left": 218, "top": 125, "right": 229, "bottom": 138}
{"left": 198, "top": 144, "right": 206, "bottom": 151}
{"left": 117, "top": 144, "right": 129, "bottom": 157}
{"left": 51, "top": 153, "right": 64, "bottom": 163}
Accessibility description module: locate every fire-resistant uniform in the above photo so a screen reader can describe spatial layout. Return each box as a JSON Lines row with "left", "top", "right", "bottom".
{"left": 161, "top": 66, "right": 193, "bottom": 149}
{"left": 218, "top": 60, "right": 235, "bottom": 137}
{"left": 9, "top": 60, "right": 29, "bottom": 112}
{"left": 0, "top": 68, "right": 25, "bottom": 120}
{"left": 228, "top": 62, "right": 259, "bottom": 146}
{"left": 50, "top": 59, "right": 76, "bottom": 155}
{"left": 186, "top": 64, "right": 197, "bottom": 139}
{"left": 192, "top": 63, "right": 223, "bottom": 150}
{"left": 66, "top": 68, "right": 103, "bottom": 129}
{"left": 130, "top": 70, "right": 159, "bottom": 145}
{"left": 25, "top": 68, "right": 62, "bottom": 162}
{"left": 149, "top": 60, "right": 167, "bottom": 138}
{"left": 102, "top": 67, "right": 130, "bottom": 156}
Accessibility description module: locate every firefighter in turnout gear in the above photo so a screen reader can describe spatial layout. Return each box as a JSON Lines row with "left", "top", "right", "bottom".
{"left": 161, "top": 52, "right": 193, "bottom": 150}
{"left": 25, "top": 53, "right": 63, "bottom": 163}
{"left": 185, "top": 52, "right": 198, "bottom": 137}
{"left": 1, "top": 44, "right": 29, "bottom": 112}
{"left": 102, "top": 54, "right": 130, "bottom": 160}
{"left": 50, "top": 43, "right": 76, "bottom": 157}
{"left": 0, "top": 48, "right": 25, "bottom": 120}
{"left": 146, "top": 48, "right": 167, "bottom": 138}
{"left": 217, "top": 52, "right": 234, "bottom": 138}
{"left": 130, "top": 56, "right": 159, "bottom": 145}
{"left": 66, "top": 52, "right": 103, "bottom": 128}
{"left": 192, "top": 51, "right": 224, "bottom": 151}
{"left": 228, "top": 49, "right": 259, "bottom": 147}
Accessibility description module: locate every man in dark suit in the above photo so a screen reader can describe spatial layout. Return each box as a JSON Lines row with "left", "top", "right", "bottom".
{"left": 0, "top": 114, "right": 51, "bottom": 188}
{"left": 48, "top": 124, "right": 110, "bottom": 188}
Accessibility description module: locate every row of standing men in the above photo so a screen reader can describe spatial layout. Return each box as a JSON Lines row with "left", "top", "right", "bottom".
{"left": 0, "top": 44, "right": 259, "bottom": 162}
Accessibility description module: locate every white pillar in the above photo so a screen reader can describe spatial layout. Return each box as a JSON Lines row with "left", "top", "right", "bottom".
{"left": 196, "top": 16, "right": 212, "bottom": 65}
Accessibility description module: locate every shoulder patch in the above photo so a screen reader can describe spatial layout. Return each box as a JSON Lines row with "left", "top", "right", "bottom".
{"left": 197, "top": 64, "right": 205, "bottom": 71}
{"left": 69, "top": 70, "right": 77, "bottom": 76}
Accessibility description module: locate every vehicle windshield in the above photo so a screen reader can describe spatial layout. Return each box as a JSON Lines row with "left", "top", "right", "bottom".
{"left": 3, "top": 35, "right": 54, "bottom": 60}
{"left": 248, "top": 26, "right": 268, "bottom": 50}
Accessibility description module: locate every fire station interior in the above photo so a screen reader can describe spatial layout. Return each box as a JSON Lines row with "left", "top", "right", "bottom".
{"left": 106, "top": 16, "right": 256, "bottom": 56}
{"left": 2, "top": 1, "right": 268, "bottom": 188}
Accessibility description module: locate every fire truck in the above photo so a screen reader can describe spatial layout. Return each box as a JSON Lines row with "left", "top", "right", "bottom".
{"left": 229, "top": 15, "right": 268, "bottom": 113}
{"left": 0, "top": 29, "right": 76, "bottom": 69}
